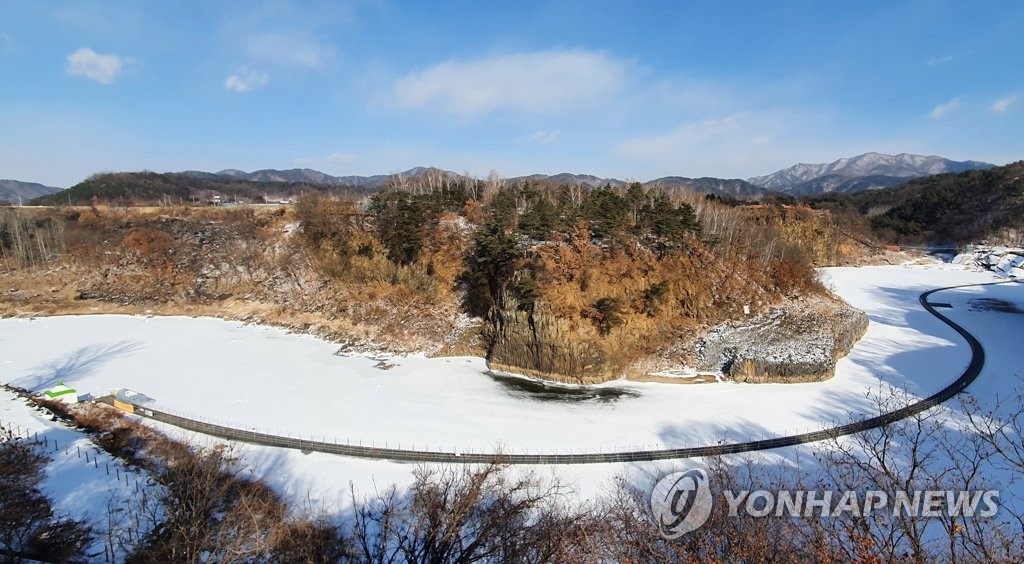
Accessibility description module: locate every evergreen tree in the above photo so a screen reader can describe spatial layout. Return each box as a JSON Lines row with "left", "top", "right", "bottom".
{"left": 584, "top": 186, "right": 628, "bottom": 240}
{"left": 518, "top": 193, "right": 557, "bottom": 240}
{"left": 637, "top": 191, "right": 700, "bottom": 254}
{"left": 625, "top": 182, "right": 646, "bottom": 227}
{"left": 369, "top": 190, "right": 435, "bottom": 265}
{"left": 462, "top": 192, "right": 524, "bottom": 317}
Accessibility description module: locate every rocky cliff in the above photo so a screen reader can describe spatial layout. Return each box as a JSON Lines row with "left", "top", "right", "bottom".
{"left": 695, "top": 297, "right": 868, "bottom": 383}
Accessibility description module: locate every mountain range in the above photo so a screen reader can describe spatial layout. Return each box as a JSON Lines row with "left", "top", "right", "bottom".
{"left": 180, "top": 152, "right": 994, "bottom": 198}
{"left": 5, "top": 153, "right": 1000, "bottom": 203}
{"left": 182, "top": 168, "right": 399, "bottom": 190}
{"left": 746, "top": 153, "right": 995, "bottom": 195}
{"left": 181, "top": 168, "right": 766, "bottom": 198}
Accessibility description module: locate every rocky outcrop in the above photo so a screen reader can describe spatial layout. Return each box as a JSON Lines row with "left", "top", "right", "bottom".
{"left": 485, "top": 303, "right": 616, "bottom": 385}
{"left": 695, "top": 297, "right": 868, "bottom": 383}
{"left": 485, "top": 294, "right": 869, "bottom": 385}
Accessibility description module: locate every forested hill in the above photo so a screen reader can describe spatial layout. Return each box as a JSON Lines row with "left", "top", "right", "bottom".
{"left": 807, "top": 160, "right": 1024, "bottom": 244}
{"left": 30, "top": 172, "right": 368, "bottom": 206}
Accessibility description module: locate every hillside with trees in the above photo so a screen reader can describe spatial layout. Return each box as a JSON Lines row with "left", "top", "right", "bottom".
{"left": 3, "top": 170, "right": 866, "bottom": 384}
{"left": 31, "top": 171, "right": 369, "bottom": 206}
{"left": 806, "top": 161, "right": 1024, "bottom": 245}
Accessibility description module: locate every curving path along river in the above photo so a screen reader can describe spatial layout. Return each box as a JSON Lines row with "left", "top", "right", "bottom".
{"left": 104, "top": 279, "right": 1018, "bottom": 464}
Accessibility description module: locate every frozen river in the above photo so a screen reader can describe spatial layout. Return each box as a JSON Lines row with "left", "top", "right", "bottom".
{"left": 0, "top": 265, "right": 1001, "bottom": 454}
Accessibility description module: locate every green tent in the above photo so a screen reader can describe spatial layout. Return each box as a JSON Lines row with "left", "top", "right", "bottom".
{"left": 44, "top": 381, "right": 78, "bottom": 403}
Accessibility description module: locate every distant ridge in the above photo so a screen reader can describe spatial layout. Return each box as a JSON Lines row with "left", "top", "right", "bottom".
{"left": 815, "top": 159, "right": 1024, "bottom": 243}
{"left": 181, "top": 168, "right": 767, "bottom": 198}
{"left": 643, "top": 176, "right": 765, "bottom": 198}
{"left": 508, "top": 173, "right": 765, "bottom": 198}
{"left": 177, "top": 152, "right": 995, "bottom": 199}
{"left": 0, "top": 179, "right": 63, "bottom": 203}
{"left": 748, "top": 152, "right": 995, "bottom": 195}
{"left": 181, "top": 168, "right": 396, "bottom": 189}
{"left": 29, "top": 151, "right": 998, "bottom": 205}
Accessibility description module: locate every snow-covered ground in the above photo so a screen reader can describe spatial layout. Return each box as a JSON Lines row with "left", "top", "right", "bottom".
{"left": 0, "top": 388, "right": 160, "bottom": 558}
{"left": 1, "top": 261, "right": 1021, "bottom": 514}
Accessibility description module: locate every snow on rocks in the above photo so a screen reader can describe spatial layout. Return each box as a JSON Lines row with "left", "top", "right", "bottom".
{"left": 953, "top": 246, "right": 1024, "bottom": 278}
{"left": 695, "top": 297, "right": 868, "bottom": 383}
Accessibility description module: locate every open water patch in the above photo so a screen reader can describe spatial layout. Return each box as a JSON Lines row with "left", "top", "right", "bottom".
{"left": 487, "top": 371, "right": 640, "bottom": 403}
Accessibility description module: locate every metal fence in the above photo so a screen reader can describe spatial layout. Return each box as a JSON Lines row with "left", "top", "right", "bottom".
{"left": 106, "top": 280, "right": 1017, "bottom": 465}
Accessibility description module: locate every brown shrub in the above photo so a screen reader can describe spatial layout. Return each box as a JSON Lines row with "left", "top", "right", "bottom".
{"left": 768, "top": 257, "right": 821, "bottom": 296}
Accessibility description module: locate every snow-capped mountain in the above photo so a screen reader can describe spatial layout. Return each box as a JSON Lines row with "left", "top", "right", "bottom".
{"left": 748, "top": 153, "right": 995, "bottom": 194}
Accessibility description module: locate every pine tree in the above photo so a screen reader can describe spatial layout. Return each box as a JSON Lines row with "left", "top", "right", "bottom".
{"left": 584, "top": 186, "right": 628, "bottom": 240}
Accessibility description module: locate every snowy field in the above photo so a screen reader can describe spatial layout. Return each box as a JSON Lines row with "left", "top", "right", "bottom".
{"left": 2, "top": 262, "right": 1021, "bottom": 512}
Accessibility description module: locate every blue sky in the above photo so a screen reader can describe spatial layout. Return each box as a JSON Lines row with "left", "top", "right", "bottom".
{"left": 1, "top": 0, "right": 1022, "bottom": 187}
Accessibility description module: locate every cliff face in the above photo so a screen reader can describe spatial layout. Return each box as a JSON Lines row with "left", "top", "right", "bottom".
{"left": 485, "top": 305, "right": 614, "bottom": 385}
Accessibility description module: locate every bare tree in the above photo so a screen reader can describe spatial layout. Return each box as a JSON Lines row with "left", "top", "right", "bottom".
{"left": 132, "top": 444, "right": 288, "bottom": 563}
{"left": 480, "top": 171, "right": 505, "bottom": 207}
{"left": 425, "top": 167, "right": 446, "bottom": 194}
{"left": 814, "top": 387, "right": 1019, "bottom": 563}
{"left": 347, "top": 462, "right": 578, "bottom": 563}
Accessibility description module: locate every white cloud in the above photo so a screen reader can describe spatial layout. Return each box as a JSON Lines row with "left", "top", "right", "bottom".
{"left": 619, "top": 115, "right": 745, "bottom": 161}
{"left": 245, "top": 32, "right": 334, "bottom": 68}
{"left": 528, "top": 130, "right": 560, "bottom": 144}
{"left": 66, "top": 47, "right": 123, "bottom": 84}
{"left": 926, "top": 55, "right": 954, "bottom": 66}
{"left": 394, "top": 49, "right": 634, "bottom": 117}
{"left": 929, "top": 97, "right": 961, "bottom": 119}
{"left": 614, "top": 110, "right": 855, "bottom": 179}
{"left": 224, "top": 69, "right": 269, "bottom": 93}
{"left": 989, "top": 95, "right": 1016, "bottom": 113}
{"left": 324, "top": 152, "right": 355, "bottom": 165}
